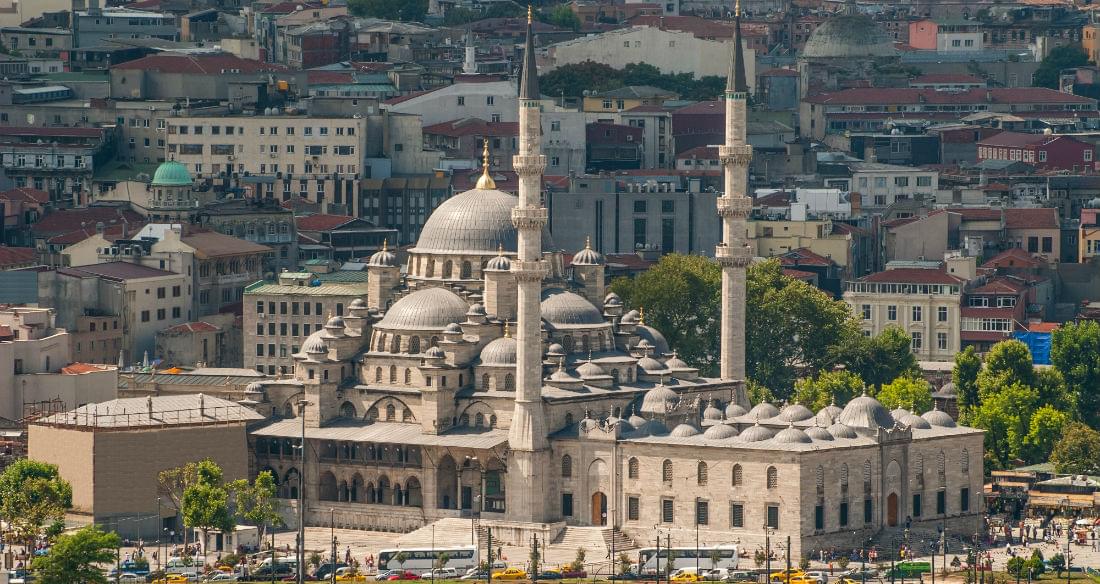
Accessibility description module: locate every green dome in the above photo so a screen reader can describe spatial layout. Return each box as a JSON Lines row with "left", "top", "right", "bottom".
{"left": 152, "top": 161, "right": 193, "bottom": 187}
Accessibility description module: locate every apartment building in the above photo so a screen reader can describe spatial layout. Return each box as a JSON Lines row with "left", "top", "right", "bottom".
{"left": 748, "top": 216, "right": 869, "bottom": 279}
{"left": 243, "top": 271, "right": 369, "bottom": 375}
{"left": 826, "top": 162, "right": 939, "bottom": 212}
{"left": 0, "top": 126, "right": 115, "bottom": 206}
{"left": 72, "top": 7, "right": 176, "bottom": 48}
{"left": 164, "top": 114, "right": 366, "bottom": 216}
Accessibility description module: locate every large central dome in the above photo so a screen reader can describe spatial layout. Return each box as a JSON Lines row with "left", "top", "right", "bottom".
{"left": 801, "top": 13, "right": 896, "bottom": 59}
{"left": 412, "top": 187, "right": 554, "bottom": 254}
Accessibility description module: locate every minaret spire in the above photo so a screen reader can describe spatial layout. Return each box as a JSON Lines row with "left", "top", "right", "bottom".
{"left": 519, "top": 5, "right": 540, "bottom": 99}
{"left": 729, "top": 0, "right": 749, "bottom": 94}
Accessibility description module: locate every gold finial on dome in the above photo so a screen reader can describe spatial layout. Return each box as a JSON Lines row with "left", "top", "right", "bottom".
{"left": 585, "top": 235, "right": 592, "bottom": 250}
{"left": 497, "top": 243, "right": 505, "bottom": 255}
{"left": 639, "top": 306, "right": 646, "bottom": 326}
{"left": 527, "top": 4, "right": 533, "bottom": 24}
{"left": 475, "top": 138, "right": 496, "bottom": 189}
{"left": 381, "top": 238, "right": 388, "bottom": 252}
{"left": 504, "top": 321, "right": 511, "bottom": 338}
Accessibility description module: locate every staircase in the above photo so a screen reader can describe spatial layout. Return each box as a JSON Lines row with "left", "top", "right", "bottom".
{"left": 397, "top": 517, "right": 485, "bottom": 549}
{"left": 872, "top": 527, "right": 972, "bottom": 558}
{"left": 603, "top": 528, "right": 637, "bottom": 553}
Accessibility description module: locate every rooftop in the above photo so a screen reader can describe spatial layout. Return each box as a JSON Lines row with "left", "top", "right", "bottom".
{"left": 805, "top": 87, "right": 1095, "bottom": 106}
{"left": 181, "top": 231, "right": 272, "bottom": 258}
{"left": 111, "top": 53, "right": 287, "bottom": 75}
{"left": 859, "top": 267, "right": 964, "bottom": 286}
{"left": 244, "top": 281, "right": 369, "bottom": 296}
{"left": 34, "top": 394, "right": 263, "bottom": 429}
{"left": 60, "top": 261, "right": 179, "bottom": 281}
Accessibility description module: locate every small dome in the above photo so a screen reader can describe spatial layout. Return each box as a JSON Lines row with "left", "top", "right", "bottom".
{"left": 773, "top": 425, "right": 813, "bottom": 444}
{"left": 779, "top": 404, "right": 814, "bottom": 423}
{"left": 628, "top": 414, "right": 648, "bottom": 428}
{"left": 818, "top": 402, "right": 843, "bottom": 422}
{"left": 326, "top": 315, "right": 346, "bottom": 329}
{"left": 703, "top": 423, "right": 738, "bottom": 440}
{"left": 635, "top": 325, "right": 670, "bottom": 355}
{"left": 933, "top": 382, "right": 957, "bottom": 398}
{"left": 549, "top": 366, "right": 581, "bottom": 383}
{"left": 467, "top": 303, "right": 486, "bottom": 316}
{"left": 302, "top": 335, "right": 328, "bottom": 355}
{"left": 640, "top": 385, "right": 679, "bottom": 415}
{"left": 703, "top": 403, "right": 724, "bottom": 421}
{"left": 665, "top": 355, "right": 692, "bottom": 370}
{"left": 480, "top": 336, "right": 517, "bottom": 366}
{"left": 378, "top": 287, "right": 469, "bottom": 331}
{"left": 547, "top": 343, "right": 566, "bottom": 356}
{"left": 837, "top": 393, "right": 895, "bottom": 430}
{"left": 725, "top": 402, "right": 748, "bottom": 418}
{"left": 921, "top": 406, "right": 956, "bottom": 428}
{"left": 152, "top": 160, "right": 193, "bottom": 187}
{"left": 815, "top": 409, "right": 837, "bottom": 427}
{"left": 349, "top": 298, "right": 367, "bottom": 310}
{"left": 669, "top": 423, "right": 701, "bottom": 438}
{"left": 443, "top": 322, "right": 462, "bottom": 334}
{"left": 579, "top": 415, "right": 599, "bottom": 433}
{"left": 424, "top": 346, "right": 446, "bottom": 359}
{"left": 806, "top": 426, "right": 834, "bottom": 441}
{"left": 576, "top": 361, "right": 606, "bottom": 378}
{"left": 636, "top": 356, "right": 668, "bottom": 372}
{"left": 604, "top": 292, "right": 622, "bottom": 306}
{"left": 748, "top": 402, "right": 780, "bottom": 420}
{"left": 636, "top": 339, "right": 653, "bottom": 350}
{"left": 828, "top": 422, "right": 858, "bottom": 439}
{"left": 368, "top": 241, "right": 398, "bottom": 267}
{"left": 902, "top": 412, "right": 932, "bottom": 429}
{"left": 737, "top": 423, "right": 776, "bottom": 443}
{"left": 633, "top": 418, "right": 669, "bottom": 436}
{"left": 890, "top": 407, "right": 911, "bottom": 421}
{"left": 244, "top": 381, "right": 265, "bottom": 394}
{"left": 620, "top": 309, "right": 640, "bottom": 325}
{"left": 801, "top": 12, "right": 898, "bottom": 59}
{"left": 541, "top": 288, "right": 605, "bottom": 326}
{"left": 573, "top": 236, "right": 605, "bottom": 266}
{"left": 485, "top": 251, "right": 512, "bottom": 271}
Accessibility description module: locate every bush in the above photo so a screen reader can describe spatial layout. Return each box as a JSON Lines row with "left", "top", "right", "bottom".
{"left": 836, "top": 556, "right": 849, "bottom": 570}
{"left": 1006, "top": 557, "right": 1026, "bottom": 577}
{"left": 799, "top": 557, "right": 811, "bottom": 570}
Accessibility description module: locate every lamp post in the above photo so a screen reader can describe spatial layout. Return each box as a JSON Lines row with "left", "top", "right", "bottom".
{"left": 297, "top": 399, "right": 310, "bottom": 584}
{"left": 330, "top": 508, "right": 337, "bottom": 584}
{"left": 765, "top": 526, "right": 772, "bottom": 584}
{"left": 156, "top": 497, "right": 162, "bottom": 572}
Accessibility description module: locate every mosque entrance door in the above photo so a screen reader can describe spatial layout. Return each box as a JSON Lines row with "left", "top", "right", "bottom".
{"left": 887, "top": 493, "right": 898, "bottom": 527}
{"left": 592, "top": 492, "right": 607, "bottom": 525}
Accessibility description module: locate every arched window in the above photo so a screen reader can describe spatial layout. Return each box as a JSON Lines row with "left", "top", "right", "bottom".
{"left": 766, "top": 466, "right": 778, "bottom": 489}
{"left": 385, "top": 404, "right": 396, "bottom": 421}
{"left": 841, "top": 464, "right": 849, "bottom": 491}
{"left": 403, "top": 407, "right": 413, "bottom": 421}
{"left": 697, "top": 462, "right": 708, "bottom": 486}
{"left": 389, "top": 365, "right": 397, "bottom": 383}
{"left": 442, "top": 260, "right": 453, "bottom": 278}
{"left": 662, "top": 459, "right": 673, "bottom": 483}
{"left": 489, "top": 414, "right": 497, "bottom": 427}
{"left": 628, "top": 457, "right": 639, "bottom": 479}
{"left": 409, "top": 337, "right": 421, "bottom": 354}
{"left": 961, "top": 449, "right": 970, "bottom": 474}
{"left": 460, "top": 261, "right": 472, "bottom": 279}
{"left": 564, "top": 412, "right": 574, "bottom": 426}
{"left": 816, "top": 465, "right": 825, "bottom": 494}
{"left": 375, "top": 367, "right": 383, "bottom": 382}
{"left": 504, "top": 373, "right": 515, "bottom": 391}
{"left": 610, "top": 369, "right": 620, "bottom": 383}
{"left": 340, "top": 402, "right": 356, "bottom": 418}
{"left": 367, "top": 407, "right": 378, "bottom": 421}
{"left": 563, "top": 335, "right": 574, "bottom": 353}
{"left": 864, "top": 459, "right": 874, "bottom": 492}
{"left": 915, "top": 454, "right": 924, "bottom": 486}
{"left": 403, "top": 368, "right": 411, "bottom": 384}
{"left": 475, "top": 413, "right": 484, "bottom": 427}
{"left": 732, "top": 464, "right": 743, "bottom": 486}
{"left": 561, "top": 455, "right": 573, "bottom": 478}
{"left": 390, "top": 335, "right": 401, "bottom": 353}
{"left": 460, "top": 414, "right": 470, "bottom": 426}
{"left": 482, "top": 374, "right": 490, "bottom": 390}
{"left": 937, "top": 451, "right": 946, "bottom": 484}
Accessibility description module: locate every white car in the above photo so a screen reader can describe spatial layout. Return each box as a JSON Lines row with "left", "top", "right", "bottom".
{"left": 804, "top": 572, "right": 828, "bottom": 584}
{"left": 118, "top": 574, "right": 144, "bottom": 584}
{"left": 422, "top": 568, "right": 459, "bottom": 579}
{"left": 203, "top": 574, "right": 238, "bottom": 582}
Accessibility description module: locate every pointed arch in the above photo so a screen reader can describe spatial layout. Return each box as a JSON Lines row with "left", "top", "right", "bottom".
{"left": 697, "top": 461, "right": 708, "bottom": 486}
{"left": 661, "top": 459, "right": 673, "bottom": 483}
{"left": 561, "top": 454, "right": 573, "bottom": 478}
{"left": 409, "top": 336, "right": 421, "bottom": 354}
{"left": 732, "top": 464, "right": 743, "bottom": 486}
{"left": 766, "top": 466, "right": 778, "bottom": 489}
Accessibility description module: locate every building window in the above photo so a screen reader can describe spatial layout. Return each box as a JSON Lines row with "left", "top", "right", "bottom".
{"left": 766, "top": 505, "right": 779, "bottom": 529}
{"left": 662, "top": 459, "right": 673, "bottom": 482}
{"left": 141, "top": 310, "right": 150, "bottom": 322}
{"left": 814, "top": 505, "right": 824, "bottom": 530}
{"left": 628, "top": 457, "right": 639, "bottom": 479}
{"left": 913, "top": 493, "right": 923, "bottom": 518}
{"left": 697, "top": 462, "right": 708, "bottom": 485}
{"left": 732, "top": 464, "right": 743, "bottom": 486}
{"left": 766, "top": 466, "right": 777, "bottom": 488}
{"left": 661, "top": 499, "right": 674, "bottom": 523}
{"left": 863, "top": 499, "right": 873, "bottom": 524}
{"left": 861, "top": 304, "right": 871, "bottom": 319}
{"left": 634, "top": 200, "right": 647, "bottom": 213}
{"left": 695, "top": 500, "right": 709, "bottom": 526}
{"left": 937, "top": 490, "right": 946, "bottom": 514}
{"left": 912, "top": 306, "right": 922, "bottom": 322}
{"left": 561, "top": 455, "right": 572, "bottom": 478}
{"left": 1039, "top": 150, "right": 1047, "bottom": 162}
{"left": 839, "top": 501, "right": 849, "bottom": 526}
{"left": 562, "top": 493, "right": 573, "bottom": 517}
{"left": 172, "top": 307, "right": 181, "bottom": 318}
{"left": 730, "top": 503, "right": 744, "bottom": 528}
{"left": 628, "top": 496, "right": 640, "bottom": 521}
{"left": 888, "top": 305, "right": 897, "bottom": 320}
{"left": 911, "top": 332, "right": 922, "bottom": 351}
{"left": 938, "top": 306, "right": 948, "bottom": 322}
{"left": 960, "top": 488, "right": 970, "bottom": 512}
{"left": 937, "top": 332, "right": 948, "bottom": 351}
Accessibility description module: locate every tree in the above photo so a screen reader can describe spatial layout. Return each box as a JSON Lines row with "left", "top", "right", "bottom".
{"left": 1034, "top": 367, "right": 1076, "bottom": 413}
{"left": 1033, "top": 44, "right": 1089, "bottom": 89}
{"left": 31, "top": 525, "right": 119, "bottom": 584}
{"left": 619, "top": 552, "right": 632, "bottom": 575}
{"left": 437, "top": 552, "right": 452, "bottom": 570}
{"left": 348, "top": 0, "right": 428, "bottom": 21}
{"left": 0, "top": 459, "right": 73, "bottom": 546}
{"left": 1049, "top": 553, "right": 1066, "bottom": 578}
{"left": 966, "top": 380, "right": 1039, "bottom": 470}
{"left": 1022, "top": 405, "right": 1070, "bottom": 464}
{"left": 230, "top": 471, "right": 281, "bottom": 544}
{"left": 542, "top": 4, "right": 580, "bottom": 31}
{"left": 792, "top": 370, "right": 864, "bottom": 411}
{"left": 952, "top": 346, "right": 982, "bottom": 411}
{"left": 181, "top": 460, "right": 233, "bottom": 565}
{"left": 980, "top": 340, "right": 1034, "bottom": 388}
{"left": 836, "top": 556, "right": 849, "bottom": 571}
{"left": 159, "top": 462, "right": 200, "bottom": 549}
{"left": 1027, "top": 549, "right": 1045, "bottom": 577}
{"left": 540, "top": 61, "right": 624, "bottom": 98}
{"left": 839, "top": 327, "right": 919, "bottom": 389}
{"left": 1050, "top": 422, "right": 1100, "bottom": 475}
{"left": 1051, "top": 320, "right": 1100, "bottom": 427}
{"left": 1006, "top": 557, "right": 1027, "bottom": 578}
{"left": 572, "top": 547, "right": 587, "bottom": 572}
{"left": 753, "top": 549, "right": 766, "bottom": 568}
{"left": 875, "top": 375, "right": 932, "bottom": 412}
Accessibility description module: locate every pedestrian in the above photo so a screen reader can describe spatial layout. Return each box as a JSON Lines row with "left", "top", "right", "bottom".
{"left": 345, "top": 546, "right": 352, "bottom": 564}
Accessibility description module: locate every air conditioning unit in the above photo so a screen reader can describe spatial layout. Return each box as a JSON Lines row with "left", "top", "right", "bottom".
{"left": 269, "top": 153, "right": 278, "bottom": 158}
{"left": 228, "top": 155, "right": 235, "bottom": 161}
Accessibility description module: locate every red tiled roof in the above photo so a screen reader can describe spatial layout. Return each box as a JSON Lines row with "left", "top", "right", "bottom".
{"left": 981, "top": 248, "right": 1043, "bottom": 269}
{"left": 61, "top": 363, "right": 108, "bottom": 375}
{"left": 860, "top": 268, "right": 964, "bottom": 285}
{"left": 755, "top": 191, "right": 793, "bottom": 207}
{"left": 0, "top": 126, "right": 104, "bottom": 139}
{"left": 383, "top": 88, "right": 437, "bottom": 105}
{"left": 181, "top": 231, "right": 272, "bottom": 258}
{"left": 0, "top": 247, "right": 36, "bottom": 267}
{"left": 677, "top": 145, "right": 718, "bottom": 159}
{"left": 760, "top": 68, "right": 799, "bottom": 77}
{"left": 163, "top": 321, "right": 220, "bottom": 334}
{"left": 46, "top": 222, "right": 142, "bottom": 246}
{"left": 1021, "top": 322, "right": 1059, "bottom": 333}
{"left": 112, "top": 54, "right": 287, "bottom": 75}
{"left": 1004, "top": 207, "right": 1059, "bottom": 230}
{"left": 948, "top": 207, "right": 1002, "bottom": 222}
{"left": 780, "top": 247, "right": 835, "bottom": 267}
{"left": 33, "top": 208, "right": 143, "bottom": 238}
{"left": 804, "top": 87, "right": 1095, "bottom": 106}
{"left": 296, "top": 214, "right": 356, "bottom": 231}
{"left": 673, "top": 100, "right": 723, "bottom": 116}
{"left": 783, "top": 268, "right": 817, "bottom": 281}
{"left": 0, "top": 187, "right": 49, "bottom": 205}
{"left": 978, "top": 131, "right": 1055, "bottom": 148}
{"left": 423, "top": 118, "right": 519, "bottom": 138}
{"left": 912, "top": 74, "right": 984, "bottom": 84}
{"left": 970, "top": 276, "right": 1027, "bottom": 295}
{"left": 832, "top": 222, "right": 867, "bottom": 236}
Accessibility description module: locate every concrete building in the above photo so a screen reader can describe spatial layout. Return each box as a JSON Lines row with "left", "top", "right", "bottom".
{"left": 0, "top": 126, "right": 115, "bottom": 206}
{"left": 908, "top": 19, "right": 984, "bottom": 52}
{"left": 977, "top": 132, "right": 1097, "bottom": 173}
{"left": 109, "top": 53, "right": 288, "bottom": 101}
{"left": 0, "top": 0, "right": 70, "bottom": 29}
{"left": 73, "top": 7, "right": 177, "bottom": 48}
{"left": 0, "top": 27, "right": 71, "bottom": 59}
{"left": 155, "top": 313, "right": 242, "bottom": 369}
{"left": 28, "top": 394, "right": 262, "bottom": 538}
{"left": 295, "top": 214, "right": 395, "bottom": 263}
{"left": 117, "top": 367, "right": 266, "bottom": 401}
{"left": 748, "top": 215, "right": 869, "bottom": 280}
{"left": 620, "top": 106, "right": 674, "bottom": 169}
{"left": 845, "top": 162, "right": 939, "bottom": 213}
{"left": 194, "top": 196, "right": 298, "bottom": 272}
{"left": 359, "top": 175, "right": 453, "bottom": 246}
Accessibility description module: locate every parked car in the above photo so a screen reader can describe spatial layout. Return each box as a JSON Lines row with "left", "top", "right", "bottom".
{"left": 202, "top": 573, "right": 238, "bottom": 582}
{"left": 672, "top": 572, "right": 704, "bottom": 583}
{"left": 386, "top": 570, "right": 422, "bottom": 581}
{"left": 561, "top": 568, "right": 587, "bottom": 578}
{"left": 804, "top": 571, "right": 828, "bottom": 584}
{"left": 492, "top": 568, "right": 528, "bottom": 580}
{"left": 374, "top": 571, "right": 398, "bottom": 581}
{"left": 770, "top": 570, "right": 806, "bottom": 583}
{"left": 538, "top": 571, "right": 564, "bottom": 580}
{"left": 460, "top": 570, "right": 489, "bottom": 580}
{"left": 152, "top": 575, "right": 190, "bottom": 584}
{"left": 422, "top": 567, "right": 459, "bottom": 579}
{"left": 609, "top": 572, "right": 641, "bottom": 580}
{"left": 314, "top": 563, "right": 348, "bottom": 580}
{"left": 118, "top": 574, "right": 144, "bottom": 584}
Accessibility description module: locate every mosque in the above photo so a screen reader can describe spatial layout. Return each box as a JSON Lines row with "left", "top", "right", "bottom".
{"left": 244, "top": 9, "right": 984, "bottom": 559}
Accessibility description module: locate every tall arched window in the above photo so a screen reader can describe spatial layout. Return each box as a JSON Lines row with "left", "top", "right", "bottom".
{"left": 561, "top": 455, "right": 573, "bottom": 478}
{"left": 409, "top": 337, "right": 421, "bottom": 354}
{"left": 460, "top": 261, "right": 472, "bottom": 279}
{"left": 732, "top": 464, "right": 743, "bottom": 486}
{"left": 864, "top": 459, "right": 873, "bottom": 492}
{"left": 475, "top": 413, "right": 484, "bottom": 428}
{"left": 961, "top": 449, "right": 970, "bottom": 474}
{"left": 628, "top": 457, "right": 639, "bottom": 479}
{"left": 489, "top": 414, "right": 497, "bottom": 427}
{"left": 403, "top": 368, "right": 411, "bottom": 384}
{"left": 581, "top": 335, "right": 590, "bottom": 353}
{"left": 384, "top": 404, "right": 396, "bottom": 421}
{"left": 816, "top": 465, "right": 825, "bottom": 494}
{"left": 375, "top": 367, "right": 383, "bottom": 382}
{"left": 389, "top": 365, "right": 397, "bottom": 383}
{"left": 565, "top": 412, "right": 574, "bottom": 426}
{"left": 661, "top": 459, "right": 673, "bottom": 483}
{"left": 504, "top": 374, "right": 515, "bottom": 391}
{"left": 442, "top": 260, "right": 453, "bottom": 278}
{"left": 766, "top": 466, "right": 778, "bottom": 489}
{"left": 937, "top": 451, "right": 946, "bottom": 485}
{"left": 482, "top": 374, "right": 490, "bottom": 390}
{"left": 563, "top": 335, "right": 574, "bottom": 353}
{"left": 390, "top": 335, "right": 401, "bottom": 353}
{"left": 841, "top": 464, "right": 849, "bottom": 492}
{"left": 697, "top": 462, "right": 708, "bottom": 486}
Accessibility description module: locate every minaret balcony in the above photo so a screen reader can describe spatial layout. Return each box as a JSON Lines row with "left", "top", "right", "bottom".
{"left": 719, "top": 144, "right": 753, "bottom": 165}
{"left": 512, "top": 154, "right": 547, "bottom": 175}
{"left": 511, "top": 206, "right": 548, "bottom": 228}
{"left": 717, "top": 197, "right": 752, "bottom": 218}
{"left": 510, "top": 259, "right": 549, "bottom": 280}
{"left": 715, "top": 244, "right": 753, "bottom": 268}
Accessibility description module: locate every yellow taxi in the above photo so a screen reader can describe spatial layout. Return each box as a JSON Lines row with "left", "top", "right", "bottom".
{"left": 152, "top": 575, "right": 190, "bottom": 584}
{"left": 769, "top": 569, "right": 806, "bottom": 583}
{"left": 335, "top": 568, "right": 370, "bottom": 582}
{"left": 491, "top": 567, "right": 528, "bottom": 580}
{"left": 670, "top": 571, "right": 704, "bottom": 583}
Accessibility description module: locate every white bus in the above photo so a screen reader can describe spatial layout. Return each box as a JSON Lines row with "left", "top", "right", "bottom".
{"left": 378, "top": 545, "right": 479, "bottom": 573}
{"left": 637, "top": 545, "right": 739, "bottom": 575}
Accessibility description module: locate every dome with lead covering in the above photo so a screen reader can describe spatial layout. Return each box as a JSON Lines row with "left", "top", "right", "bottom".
{"left": 778, "top": 404, "right": 814, "bottom": 423}
{"left": 480, "top": 336, "right": 517, "bottom": 366}
{"left": 890, "top": 407, "right": 911, "bottom": 421}
{"left": 669, "top": 423, "right": 701, "bottom": 438}
{"left": 837, "top": 394, "right": 895, "bottom": 430}
{"left": 725, "top": 402, "right": 748, "bottom": 418}
{"left": 349, "top": 298, "right": 367, "bottom": 310}
{"left": 628, "top": 414, "right": 648, "bottom": 428}
{"left": 703, "top": 423, "right": 738, "bottom": 440}
{"left": 637, "top": 356, "right": 669, "bottom": 372}
{"left": 828, "top": 422, "right": 858, "bottom": 439}
{"left": 621, "top": 310, "right": 640, "bottom": 325}
{"left": 547, "top": 343, "right": 566, "bottom": 357}
{"left": 640, "top": 385, "right": 679, "bottom": 414}
{"left": 377, "top": 287, "right": 470, "bottom": 331}
{"left": 737, "top": 423, "right": 776, "bottom": 443}
{"left": 576, "top": 361, "right": 606, "bottom": 378}
{"left": 806, "top": 425, "right": 834, "bottom": 441}
{"left": 424, "top": 346, "right": 446, "bottom": 359}
{"left": 902, "top": 412, "right": 932, "bottom": 429}
{"left": 922, "top": 405, "right": 956, "bottom": 428}
{"left": 817, "top": 402, "right": 843, "bottom": 425}
{"left": 703, "top": 403, "right": 724, "bottom": 421}
{"left": 633, "top": 418, "right": 669, "bottom": 436}
{"left": 443, "top": 323, "right": 462, "bottom": 334}
{"left": 801, "top": 12, "right": 897, "bottom": 59}
{"left": 773, "top": 425, "right": 812, "bottom": 444}
{"left": 604, "top": 292, "right": 622, "bottom": 306}
{"left": 541, "top": 288, "right": 605, "bottom": 326}
{"left": 302, "top": 334, "right": 329, "bottom": 355}
{"left": 413, "top": 187, "right": 553, "bottom": 254}
{"left": 485, "top": 251, "right": 512, "bottom": 271}
{"left": 368, "top": 244, "right": 398, "bottom": 267}
{"left": 572, "top": 237, "right": 605, "bottom": 266}
{"left": 152, "top": 160, "right": 193, "bottom": 186}
{"left": 635, "top": 325, "right": 670, "bottom": 355}
{"left": 748, "top": 402, "right": 780, "bottom": 420}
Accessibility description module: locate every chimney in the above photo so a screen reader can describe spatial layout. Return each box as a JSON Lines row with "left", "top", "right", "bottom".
{"left": 849, "top": 191, "right": 862, "bottom": 215}
{"left": 986, "top": 89, "right": 993, "bottom": 103}
{"left": 199, "top": 393, "right": 205, "bottom": 417}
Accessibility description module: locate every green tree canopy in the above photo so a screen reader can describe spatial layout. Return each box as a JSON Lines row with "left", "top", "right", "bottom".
{"left": 980, "top": 340, "right": 1035, "bottom": 388}
{"left": 966, "top": 380, "right": 1039, "bottom": 470}
{"left": 792, "top": 370, "right": 864, "bottom": 411}
{"left": 1022, "top": 405, "right": 1071, "bottom": 464}
{"left": 541, "top": 4, "right": 580, "bottom": 31}
{"left": 348, "top": 0, "right": 428, "bottom": 21}
{"left": 230, "top": 470, "right": 281, "bottom": 542}
{"left": 539, "top": 61, "right": 727, "bottom": 100}
{"left": 182, "top": 460, "right": 233, "bottom": 560}
{"left": 875, "top": 375, "right": 932, "bottom": 412}
{"left": 1033, "top": 44, "right": 1090, "bottom": 89}
{"left": 0, "top": 459, "right": 72, "bottom": 546}
{"left": 952, "top": 346, "right": 982, "bottom": 411}
{"left": 31, "top": 525, "right": 119, "bottom": 584}
{"left": 1051, "top": 320, "right": 1100, "bottom": 427}
{"left": 1050, "top": 422, "right": 1100, "bottom": 475}
{"left": 839, "top": 326, "right": 919, "bottom": 388}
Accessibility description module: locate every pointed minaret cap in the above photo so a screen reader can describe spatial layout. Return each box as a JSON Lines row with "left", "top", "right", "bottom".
{"left": 727, "top": 0, "right": 749, "bottom": 94}
{"left": 519, "top": 5, "right": 540, "bottom": 99}
{"left": 475, "top": 139, "right": 496, "bottom": 189}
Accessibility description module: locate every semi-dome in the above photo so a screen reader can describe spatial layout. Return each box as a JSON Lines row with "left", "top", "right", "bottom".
{"left": 921, "top": 405, "right": 957, "bottom": 428}
{"left": 467, "top": 303, "right": 486, "bottom": 316}
{"left": 628, "top": 413, "right": 648, "bottom": 428}
{"left": 669, "top": 423, "right": 701, "bottom": 438}
{"left": 827, "top": 422, "right": 858, "bottom": 439}
{"left": 748, "top": 402, "right": 780, "bottom": 420}
{"left": 933, "top": 382, "right": 957, "bottom": 398}
{"left": 801, "top": 12, "right": 897, "bottom": 59}
{"left": 572, "top": 237, "right": 605, "bottom": 266}
{"left": 778, "top": 404, "right": 814, "bottom": 423}
{"left": 725, "top": 402, "right": 748, "bottom": 418}
{"left": 640, "top": 384, "right": 679, "bottom": 415}
{"left": 901, "top": 412, "right": 932, "bottom": 429}
{"left": 837, "top": 393, "right": 895, "bottom": 430}
{"left": 703, "top": 423, "right": 738, "bottom": 440}
{"left": 412, "top": 187, "right": 553, "bottom": 254}
{"left": 635, "top": 325, "right": 670, "bottom": 355}
{"left": 152, "top": 160, "right": 193, "bottom": 187}
{"left": 244, "top": 381, "right": 265, "bottom": 394}
{"left": 773, "top": 425, "right": 812, "bottom": 444}
{"left": 737, "top": 422, "right": 776, "bottom": 443}
{"left": 368, "top": 240, "right": 398, "bottom": 267}
{"left": 480, "top": 336, "right": 517, "bottom": 366}
{"left": 541, "top": 288, "right": 605, "bottom": 326}
{"left": 806, "top": 425, "right": 834, "bottom": 441}
{"left": 377, "top": 287, "right": 469, "bottom": 330}
{"left": 604, "top": 292, "right": 622, "bottom": 306}
{"left": 620, "top": 309, "right": 640, "bottom": 325}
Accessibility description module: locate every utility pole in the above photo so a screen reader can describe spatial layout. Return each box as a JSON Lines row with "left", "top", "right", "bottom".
{"left": 766, "top": 528, "right": 771, "bottom": 584}
{"left": 297, "top": 399, "right": 309, "bottom": 584}
{"left": 656, "top": 533, "right": 661, "bottom": 584}
{"left": 487, "top": 528, "right": 493, "bottom": 584}
{"left": 330, "top": 508, "right": 337, "bottom": 584}
{"left": 531, "top": 533, "right": 539, "bottom": 584}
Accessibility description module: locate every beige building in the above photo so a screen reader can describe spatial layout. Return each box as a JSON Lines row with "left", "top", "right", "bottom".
{"left": 844, "top": 262, "right": 968, "bottom": 361}
{"left": 155, "top": 313, "right": 242, "bottom": 369}
{"left": 243, "top": 271, "right": 370, "bottom": 375}
{"left": 748, "top": 217, "right": 857, "bottom": 274}
{"left": 164, "top": 115, "right": 367, "bottom": 216}
{"left": 29, "top": 394, "right": 262, "bottom": 538}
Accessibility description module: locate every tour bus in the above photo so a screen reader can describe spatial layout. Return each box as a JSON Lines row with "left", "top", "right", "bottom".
{"left": 638, "top": 545, "right": 740, "bottom": 575}
{"left": 377, "top": 545, "right": 479, "bottom": 573}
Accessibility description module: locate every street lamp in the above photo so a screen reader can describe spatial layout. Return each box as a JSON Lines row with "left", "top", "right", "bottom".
{"left": 297, "top": 399, "right": 310, "bottom": 584}
{"left": 330, "top": 508, "right": 337, "bottom": 584}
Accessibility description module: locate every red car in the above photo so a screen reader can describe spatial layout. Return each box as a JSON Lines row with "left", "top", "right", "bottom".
{"left": 387, "top": 571, "right": 422, "bottom": 581}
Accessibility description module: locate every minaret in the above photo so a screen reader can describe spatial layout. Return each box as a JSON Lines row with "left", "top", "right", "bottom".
{"left": 507, "top": 6, "right": 551, "bottom": 522}
{"left": 717, "top": 0, "right": 753, "bottom": 407}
